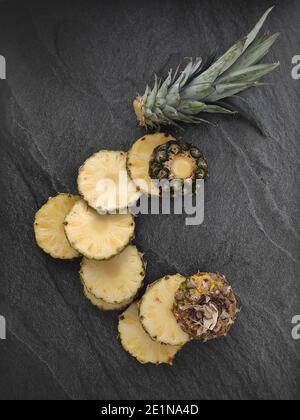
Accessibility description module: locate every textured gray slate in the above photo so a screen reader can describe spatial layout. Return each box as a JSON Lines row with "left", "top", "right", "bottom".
{"left": 0, "top": 0, "right": 299, "bottom": 400}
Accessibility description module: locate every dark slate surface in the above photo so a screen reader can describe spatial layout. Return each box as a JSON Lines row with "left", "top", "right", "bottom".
{"left": 0, "top": 0, "right": 299, "bottom": 400}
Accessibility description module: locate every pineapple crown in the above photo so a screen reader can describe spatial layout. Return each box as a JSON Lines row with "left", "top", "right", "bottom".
{"left": 134, "top": 7, "right": 280, "bottom": 130}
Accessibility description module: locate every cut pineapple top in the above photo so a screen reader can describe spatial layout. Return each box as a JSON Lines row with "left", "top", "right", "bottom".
{"left": 83, "top": 286, "right": 133, "bottom": 311}
{"left": 118, "top": 302, "right": 181, "bottom": 365}
{"left": 78, "top": 150, "right": 141, "bottom": 213}
{"left": 64, "top": 199, "right": 135, "bottom": 260}
{"left": 139, "top": 274, "right": 190, "bottom": 346}
{"left": 34, "top": 194, "right": 80, "bottom": 260}
{"left": 127, "top": 133, "right": 175, "bottom": 196}
{"left": 80, "top": 245, "right": 145, "bottom": 304}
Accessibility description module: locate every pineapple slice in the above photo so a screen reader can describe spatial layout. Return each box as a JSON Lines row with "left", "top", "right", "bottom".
{"left": 80, "top": 245, "right": 145, "bottom": 304}
{"left": 139, "top": 275, "right": 190, "bottom": 346}
{"left": 83, "top": 286, "right": 133, "bottom": 311}
{"left": 118, "top": 302, "right": 181, "bottom": 365}
{"left": 78, "top": 150, "right": 141, "bottom": 213}
{"left": 64, "top": 199, "right": 135, "bottom": 260}
{"left": 127, "top": 133, "right": 175, "bottom": 196}
{"left": 34, "top": 194, "right": 80, "bottom": 259}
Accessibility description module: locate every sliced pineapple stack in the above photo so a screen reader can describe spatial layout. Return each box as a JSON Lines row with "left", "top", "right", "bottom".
{"left": 80, "top": 245, "right": 145, "bottom": 308}
{"left": 139, "top": 274, "right": 190, "bottom": 346}
{"left": 34, "top": 148, "right": 143, "bottom": 313}
{"left": 34, "top": 194, "right": 81, "bottom": 259}
{"left": 83, "top": 287, "right": 134, "bottom": 311}
{"left": 118, "top": 274, "right": 189, "bottom": 365}
{"left": 118, "top": 302, "right": 181, "bottom": 365}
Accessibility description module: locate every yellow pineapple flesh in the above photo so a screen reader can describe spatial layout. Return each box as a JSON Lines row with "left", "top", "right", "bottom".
{"left": 119, "top": 302, "right": 181, "bottom": 365}
{"left": 34, "top": 194, "right": 80, "bottom": 259}
{"left": 80, "top": 245, "right": 145, "bottom": 304}
{"left": 64, "top": 199, "right": 135, "bottom": 260}
{"left": 127, "top": 133, "right": 175, "bottom": 196}
{"left": 139, "top": 274, "right": 190, "bottom": 346}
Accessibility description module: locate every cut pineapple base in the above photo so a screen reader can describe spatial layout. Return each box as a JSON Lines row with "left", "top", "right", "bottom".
{"left": 64, "top": 199, "right": 135, "bottom": 260}
{"left": 34, "top": 194, "right": 80, "bottom": 259}
{"left": 127, "top": 133, "right": 175, "bottom": 196}
{"left": 78, "top": 150, "right": 141, "bottom": 213}
{"left": 119, "top": 302, "right": 181, "bottom": 365}
{"left": 83, "top": 286, "right": 133, "bottom": 311}
{"left": 139, "top": 274, "right": 190, "bottom": 346}
{"left": 81, "top": 245, "right": 145, "bottom": 304}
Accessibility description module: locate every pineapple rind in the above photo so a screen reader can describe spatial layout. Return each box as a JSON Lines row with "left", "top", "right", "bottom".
{"left": 118, "top": 302, "right": 181, "bottom": 365}
{"left": 64, "top": 200, "right": 135, "bottom": 261}
{"left": 34, "top": 193, "right": 81, "bottom": 260}
{"left": 83, "top": 286, "right": 133, "bottom": 311}
{"left": 78, "top": 150, "right": 141, "bottom": 213}
{"left": 80, "top": 245, "right": 145, "bottom": 304}
{"left": 139, "top": 275, "right": 190, "bottom": 346}
{"left": 173, "top": 272, "right": 238, "bottom": 341}
{"left": 127, "top": 133, "right": 175, "bottom": 196}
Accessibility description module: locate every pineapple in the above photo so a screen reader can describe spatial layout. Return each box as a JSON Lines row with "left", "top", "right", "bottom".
{"left": 149, "top": 140, "right": 208, "bottom": 194}
{"left": 34, "top": 194, "right": 80, "bottom": 259}
{"left": 78, "top": 150, "right": 141, "bottom": 213}
{"left": 118, "top": 302, "right": 181, "bottom": 365}
{"left": 83, "top": 286, "right": 133, "bottom": 311}
{"left": 173, "top": 273, "right": 238, "bottom": 342}
{"left": 133, "top": 8, "right": 279, "bottom": 129}
{"left": 80, "top": 245, "right": 145, "bottom": 304}
{"left": 139, "top": 275, "right": 190, "bottom": 346}
{"left": 64, "top": 199, "right": 135, "bottom": 260}
{"left": 127, "top": 132, "right": 175, "bottom": 195}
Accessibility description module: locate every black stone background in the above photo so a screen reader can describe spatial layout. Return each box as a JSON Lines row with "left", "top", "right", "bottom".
{"left": 0, "top": 0, "right": 299, "bottom": 400}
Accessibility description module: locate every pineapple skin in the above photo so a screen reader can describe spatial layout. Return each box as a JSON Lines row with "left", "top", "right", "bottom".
{"left": 173, "top": 273, "right": 238, "bottom": 342}
{"left": 34, "top": 193, "right": 81, "bottom": 260}
{"left": 149, "top": 140, "right": 208, "bottom": 194}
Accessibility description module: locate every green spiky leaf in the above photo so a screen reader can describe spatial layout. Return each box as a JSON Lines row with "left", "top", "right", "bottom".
{"left": 134, "top": 8, "right": 280, "bottom": 130}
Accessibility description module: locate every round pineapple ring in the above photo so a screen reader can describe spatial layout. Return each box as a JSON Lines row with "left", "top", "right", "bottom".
{"left": 34, "top": 193, "right": 81, "bottom": 260}
{"left": 78, "top": 150, "right": 141, "bottom": 213}
{"left": 80, "top": 245, "right": 145, "bottom": 304}
{"left": 64, "top": 199, "right": 135, "bottom": 260}
{"left": 127, "top": 133, "right": 175, "bottom": 196}
{"left": 139, "top": 274, "right": 190, "bottom": 346}
{"left": 119, "top": 302, "right": 181, "bottom": 365}
{"left": 83, "top": 286, "right": 133, "bottom": 311}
